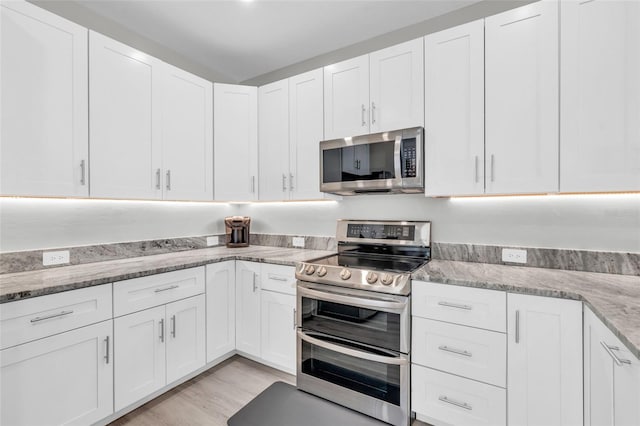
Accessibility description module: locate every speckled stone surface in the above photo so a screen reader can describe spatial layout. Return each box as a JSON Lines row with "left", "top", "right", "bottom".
{"left": 432, "top": 242, "right": 640, "bottom": 276}
{"left": 0, "top": 246, "right": 333, "bottom": 304}
{"left": 413, "top": 260, "right": 640, "bottom": 359}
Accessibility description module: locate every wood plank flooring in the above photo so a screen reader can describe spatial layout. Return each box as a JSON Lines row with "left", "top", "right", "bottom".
{"left": 109, "top": 355, "right": 428, "bottom": 426}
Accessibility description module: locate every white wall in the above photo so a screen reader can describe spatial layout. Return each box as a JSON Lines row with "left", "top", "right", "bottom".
{"left": 2, "top": 194, "right": 638, "bottom": 253}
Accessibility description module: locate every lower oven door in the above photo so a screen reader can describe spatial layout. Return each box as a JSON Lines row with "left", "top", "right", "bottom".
{"left": 297, "top": 282, "right": 410, "bottom": 353}
{"left": 297, "top": 330, "right": 410, "bottom": 426}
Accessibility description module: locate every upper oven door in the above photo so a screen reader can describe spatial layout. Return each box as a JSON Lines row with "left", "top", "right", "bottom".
{"left": 319, "top": 127, "right": 423, "bottom": 195}
{"left": 297, "top": 282, "right": 410, "bottom": 353}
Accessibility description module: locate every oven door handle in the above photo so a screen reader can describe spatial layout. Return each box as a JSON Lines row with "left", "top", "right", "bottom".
{"left": 298, "top": 330, "right": 408, "bottom": 366}
{"left": 298, "top": 285, "right": 407, "bottom": 312}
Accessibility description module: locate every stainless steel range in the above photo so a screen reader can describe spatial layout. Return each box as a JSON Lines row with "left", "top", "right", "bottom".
{"left": 295, "top": 220, "right": 431, "bottom": 426}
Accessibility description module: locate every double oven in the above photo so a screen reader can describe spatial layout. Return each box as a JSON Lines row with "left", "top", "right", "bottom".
{"left": 295, "top": 220, "right": 431, "bottom": 426}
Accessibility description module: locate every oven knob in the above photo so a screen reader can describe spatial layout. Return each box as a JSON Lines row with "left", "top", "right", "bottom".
{"left": 304, "top": 265, "right": 316, "bottom": 275}
{"left": 339, "top": 269, "right": 352, "bottom": 280}
{"left": 380, "top": 273, "right": 394, "bottom": 286}
{"left": 366, "top": 272, "right": 379, "bottom": 284}
{"left": 316, "top": 266, "right": 327, "bottom": 277}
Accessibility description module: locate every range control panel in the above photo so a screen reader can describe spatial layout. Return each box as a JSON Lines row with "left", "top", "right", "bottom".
{"left": 346, "top": 223, "right": 415, "bottom": 241}
{"left": 401, "top": 138, "right": 417, "bottom": 178}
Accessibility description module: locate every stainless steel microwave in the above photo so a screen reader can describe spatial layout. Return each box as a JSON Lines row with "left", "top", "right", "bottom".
{"left": 319, "top": 127, "right": 424, "bottom": 195}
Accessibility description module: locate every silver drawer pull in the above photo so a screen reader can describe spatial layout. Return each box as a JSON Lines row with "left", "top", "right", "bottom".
{"left": 155, "top": 285, "right": 179, "bottom": 293}
{"left": 601, "top": 341, "right": 632, "bottom": 366}
{"left": 439, "top": 395, "right": 472, "bottom": 411}
{"left": 171, "top": 315, "right": 176, "bottom": 338}
{"left": 104, "top": 336, "right": 110, "bottom": 364}
{"left": 268, "top": 274, "right": 288, "bottom": 282}
{"left": 438, "top": 345, "right": 472, "bottom": 357}
{"left": 438, "top": 301, "right": 473, "bottom": 310}
{"left": 30, "top": 310, "right": 74, "bottom": 323}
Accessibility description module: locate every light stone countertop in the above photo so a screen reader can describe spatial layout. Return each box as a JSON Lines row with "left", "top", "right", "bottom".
{"left": 0, "top": 246, "right": 333, "bottom": 303}
{"left": 413, "top": 260, "right": 640, "bottom": 360}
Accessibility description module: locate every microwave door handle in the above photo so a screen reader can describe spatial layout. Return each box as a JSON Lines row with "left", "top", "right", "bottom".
{"left": 297, "top": 285, "right": 407, "bottom": 312}
{"left": 394, "top": 135, "right": 403, "bottom": 182}
{"left": 298, "top": 330, "right": 408, "bottom": 366}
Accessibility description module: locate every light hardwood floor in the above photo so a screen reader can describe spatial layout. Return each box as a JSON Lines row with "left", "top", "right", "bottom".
{"left": 109, "top": 355, "right": 428, "bottom": 426}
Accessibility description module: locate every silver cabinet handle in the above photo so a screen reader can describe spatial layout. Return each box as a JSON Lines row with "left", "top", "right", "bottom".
{"left": 104, "top": 336, "right": 110, "bottom": 364}
{"left": 155, "top": 285, "right": 179, "bottom": 293}
{"left": 293, "top": 308, "right": 296, "bottom": 330}
{"left": 268, "top": 274, "right": 288, "bottom": 282}
{"left": 166, "top": 170, "right": 171, "bottom": 190}
{"left": 282, "top": 173, "right": 287, "bottom": 191}
{"left": 30, "top": 310, "right": 74, "bottom": 323}
{"left": 601, "top": 342, "right": 632, "bottom": 366}
{"left": 252, "top": 272, "right": 258, "bottom": 292}
{"left": 251, "top": 176, "right": 256, "bottom": 193}
{"left": 80, "top": 160, "right": 86, "bottom": 185}
{"left": 515, "top": 310, "right": 520, "bottom": 343}
{"left": 156, "top": 168, "right": 161, "bottom": 190}
{"left": 490, "top": 154, "right": 495, "bottom": 182}
{"left": 361, "top": 104, "right": 366, "bottom": 126}
{"left": 159, "top": 318, "right": 165, "bottom": 342}
{"left": 474, "top": 155, "right": 479, "bottom": 183}
{"left": 289, "top": 173, "right": 294, "bottom": 191}
{"left": 171, "top": 315, "right": 176, "bottom": 338}
{"left": 438, "top": 301, "right": 473, "bottom": 310}
{"left": 438, "top": 345, "right": 472, "bottom": 357}
{"left": 439, "top": 395, "right": 472, "bottom": 411}
{"left": 371, "top": 102, "right": 376, "bottom": 125}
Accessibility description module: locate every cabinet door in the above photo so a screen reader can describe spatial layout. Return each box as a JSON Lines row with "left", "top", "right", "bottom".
{"left": 206, "top": 261, "right": 236, "bottom": 363}
{"left": 0, "top": 1, "right": 88, "bottom": 197}
{"left": 584, "top": 307, "right": 615, "bottom": 426}
{"left": 166, "top": 295, "right": 206, "bottom": 384}
{"left": 289, "top": 68, "right": 324, "bottom": 200}
{"left": 324, "top": 55, "right": 369, "bottom": 139}
{"left": 560, "top": 0, "right": 640, "bottom": 192}
{"left": 213, "top": 83, "right": 258, "bottom": 201}
{"left": 114, "top": 306, "right": 165, "bottom": 411}
{"left": 613, "top": 342, "right": 640, "bottom": 426}
{"left": 259, "top": 79, "right": 290, "bottom": 201}
{"left": 507, "top": 293, "right": 582, "bottom": 426}
{"left": 425, "top": 20, "right": 484, "bottom": 197}
{"left": 89, "top": 31, "right": 162, "bottom": 199}
{"left": 260, "top": 290, "right": 296, "bottom": 374}
{"left": 161, "top": 64, "right": 213, "bottom": 201}
{"left": 1, "top": 320, "right": 113, "bottom": 426}
{"left": 369, "top": 38, "right": 424, "bottom": 133}
{"left": 235, "top": 261, "right": 262, "bottom": 357}
{"left": 485, "top": 1, "right": 559, "bottom": 194}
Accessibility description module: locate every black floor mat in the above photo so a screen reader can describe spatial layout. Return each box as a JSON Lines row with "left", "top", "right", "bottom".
{"left": 227, "top": 381, "right": 389, "bottom": 426}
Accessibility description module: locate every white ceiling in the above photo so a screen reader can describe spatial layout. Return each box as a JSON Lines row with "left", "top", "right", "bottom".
{"left": 77, "top": 0, "right": 477, "bottom": 82}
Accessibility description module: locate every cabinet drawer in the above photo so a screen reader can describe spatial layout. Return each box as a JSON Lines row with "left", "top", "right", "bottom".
{"left": 412, "top": 365, "right": 506, "bottom": 426}
{"left": 413, "top": 281, "right": 506, "bottom": 332}
{"left": 261, "top": 264, "right": 296, "bottom": 296}
{"left": 412, "top": 317, "right": 506, "bottom": 387}
{"left": 0, "top": 284, "right": 112, "bottom": 350}
{"left": 113, "top": 267, "right": 205, "bottom": 317}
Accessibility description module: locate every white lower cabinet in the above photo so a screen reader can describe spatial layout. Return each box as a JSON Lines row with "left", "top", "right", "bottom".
{"left": 507, "top": 293, "right": 583, "bottom": 426}
{"left": 584, "top": 307, "right": 640, "bottom": 426}
{"left": 235, "top": 261, "right": 262, "bottom": 357}
{"left": 0, "top": 320, "right": 114, "bottom": 426}
{"left": 114, "top": 294, "right": 205, "bottom": 411}
{"left": 260, "top": 290, "right": 296, "bottom": 374}
{"left": 206, "top": 261, "right": 236, "bottom": 362}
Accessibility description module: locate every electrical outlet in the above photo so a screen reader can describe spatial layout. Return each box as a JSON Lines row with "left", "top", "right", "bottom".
{"left": 43, "top": 250, "right": 70, "bottom": 266}
{"left": 502, "top": 248, "right": 527, "bottom": 264}
{"left": 206, "top": 236, "right": 219, "bottom": 246}
{"left": 292, "top": 237, "right": 305, "bottom": 248}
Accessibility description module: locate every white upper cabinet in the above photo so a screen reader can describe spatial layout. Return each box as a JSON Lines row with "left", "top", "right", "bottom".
{"left": 0, "top": 1, "right": 88, "bottom": 197}
{"left": 161, "top": 64, "right": 213, "bottom": 201}
{"left": 324, "top": 54, "right": 370, "bottom": 139}
{"left": 89, "top": 31, "right": 163, "bottom": 200}
{"left": 560, "top": 0, "right": 640, "bottom": 193}
{"left": 214, "top": 83, "right": 258, "bottom": 201}
{"left": 258, "top": 79, "right": 290, "bottom": 201}
{"left": 424, "top": 20, "right": 484, "bottom": 197}
{"left": 289, "top": 68, "right": 325, "bottom": 200}
{"left": 369, "top": 37, "right": 424, "bottom": 133}
{"left": 485, "top": 1, "right": 559, "bottom": 194}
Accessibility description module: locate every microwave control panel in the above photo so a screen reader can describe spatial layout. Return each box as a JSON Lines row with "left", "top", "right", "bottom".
{"left": 401, "top": 138, "right": 417, "bottom": 178}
